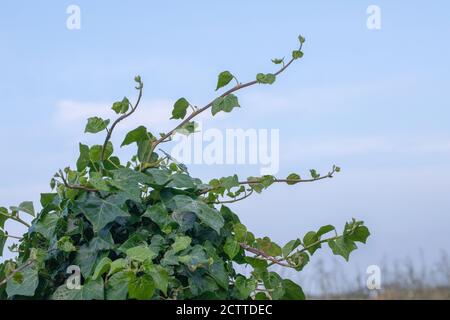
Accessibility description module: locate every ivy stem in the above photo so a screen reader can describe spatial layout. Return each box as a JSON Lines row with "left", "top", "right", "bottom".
{"left": 143, "top": 42, "right": 303, "bottom": 168}
{"left": 0, "top": 212, "right": 30, "bottom": 228}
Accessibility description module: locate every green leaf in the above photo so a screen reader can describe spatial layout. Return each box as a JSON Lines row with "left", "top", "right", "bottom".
{"left": 317, "top": 225, "right": 335, "bottom": 237}
{"left": 348, "top": 225, "right": 370, "bottom": 244}
{"left": 108, "top": 258, "right": 128, "bottom": 276}
{"left": 292, "top": 50, "right": 304, "bottom": 59}
{"left": 76, "top": 143, "right": 90, "bottom": 171}
{"left": 84, "top": 117, "right": 110, "bottom": 134}
{"left": 172, "top": 195, "right": 224, "bottom": 234}
{"left": 142, "top": 203, "right": 175, "bottom": 234}
{"left": 234, "top": 275, "right": 257, "bottom": 299}
{"left": 146, "top": 265, "right": 169, "bottom": 295}
{"left": 171, "top": 235, "right": 191, "bottom": 253}
{"left": 224, "top": 238, "right": 240, "bottom": 259}
{"left": 106, "top": 271, "right": 130, "bottom": 300}
{"left": 0, "top": 231, "right": 6, "bottom": 256}
{"left": 216, "top": 71, "right": 234, "bottom": 90}
{"left": 92, "top": 257, "right": 112, "bottom": 280}
{"left": 328, "top": 237, "right": 357, "bottom": 261}
{"left": 286, "top": 173, "right": 300, "bottom": 185}
{"left": 33, "top": 213, "right": 60, "bottom": 240}
{"left": 211, "top": 94, "right": 240, "bottom": 116}
{"left": 303, "top": 231, "right": 320, "bottom": 255}
{"left": 126, "top": 245, "right": 157, "bottom": 263}
{"left": 88, "top": 172, "right": 110, "bottom": 191}
{"left": 6, "top": 266, "right": 39, "bottom": 297}
{"left": 282, "top": 239, "right": 301, "bottom": 258}
{"left": 256, "top": 237, "right": 282, "bottom": 257}
{"left": 10, "top": 201, "right": 34, "bottom": 217}
{"left": 310, "top": 169, "right": 320, "bottom": 179}
{"left": 128, "top": 273, "right": 155, "bottom": 300}
{"left": 271, "top": 58, "right": 284, "bottom": 65}
{"left": 121, "top": 126, "right": 149, "bottom": 147}
{"left": 89, "top": 142, "right": 113, "bottom": 162}
{"left": 281, "top": 279, "right": 305, "bottom": 300}
{"left": 256, "top": 73, "right": 276, "bottom": 84}
{"left": 298, "top": 35, "right": 306, "bottom": 44}
{"left": 171, "top": 98, "right": 190, "bottom": 120}
{"left": 178, "top": 245, "right": 210, "bottom": 271}
{"left": 52, "top": 278, "right": 104, "bottom": 300}
{"left": 112, "top": 97, "right": 130, "bottom": 114}
{"left": 109, "top": 168, "right": 151, "bottom": 202}
{"left": 57, "top": 236, "right": 77, "bottom": 252}
{"left": 77, "top": 195, "right": 130, "bottom": 233}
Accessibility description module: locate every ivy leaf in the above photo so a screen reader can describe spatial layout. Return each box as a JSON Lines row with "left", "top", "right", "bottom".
{"left": 126, "top": 245, "right": 157, "bottom": 263}
{"left": 171, "top": 98, "right": 190, "bottom": 120}
{"left": 84, "top": 117, "right": 110, "bottom": 134}
{"left": 234, "top": 275, "right": 257, "bottom": 299}
{"left": 77, "top": 195, "right": 130, "bottom": 233}
{"left": 6, "top": 266, "right": 39, "bottom": 298}
{"left": 142, "top": 203, "right": 175, "bottom": 234}
{"left": 303, "top": 231, "right": 320, "bottom": 255}
{"left": 76, "top": 143, "right": 90, "bottom": 171}
{"left": 108, "top": 258, "right": 128, "bottom": 276}
{"left": 33, "top": 213, "right": 60, "bottom": 240}
{"left": 92, "top": 257, "right": 112, "bottom": 280}
{"left": 178, "top": 245, "right": 210, "bottom": 271}
{"left": 317, "top": 225, "right": 335, "bottom": 237}
{"left": 145, "top": 265, "right": 169, "bottom": 295}
{"left": 109, "top": 168, "right": 152, "bottom": 203}
{"left": 282, "top": 239, "right": 301, "bottom": 258}
{"left": 112, "top": 97, "right": 130, "bottom": 114}
{"left": 256, "top": 73, "right": 276, "bottom": 84}
{"left": 310, "top": 169, "right": 320, "bottom": 179}
{"left": 224, "top": 238, "right": 240, "bottom": 259}
{"left": 348, "top": 226, "right": 370, "bottom": 244}
{"left": 271, "top": 58, "right": 284, "bottom": 65}
{"left": 286, "top": 173, "right": 300, "bottom": 185}
{"left": 121, "top": 126, "right": 149, "bottom": 147}
{"left": 172, "top": 195, "right": 224, "bottom": 234}
{"left": 57, "top": 236, "right": 77, "bottom": 252}
{"left": 171, "top": 235, "right": 192, "bottom": 253}
{"left": 292, "top": 50, "right": 304, "bottom": 59}
{"left": 281, "top": 279, "right": 305, "bottom": 300}
{"left": 52, "top": 278, "right": 104, "bottom": 300}
{"left": 328, "top": 237, "right": 357, "bottom": 261}
{"left": 128, "top": 273, "right": 155, "bottom": 300}
{"left": 211, "top": 94, "right": 240, "bottom": 116}
{"left": 216, "top": 71, "right": 234, "bottom": 91}
{"left": 106, "top": 271, "right": 130, "bottom": 300}
{"left": 298, "top": 35, "right": 306, "bottom": 44}
{"left": 10, "top": 201, "right": 35, "bottom": 217}
{"left": 89, "top": 142, "right": 113, "bottom": 162}
{"left": 0, "top": 230, "right": 7, "bottom": 256}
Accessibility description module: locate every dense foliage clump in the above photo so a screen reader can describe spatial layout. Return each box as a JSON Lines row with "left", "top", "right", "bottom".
{"left": 0, "top": 36, "right": 369, "bottom": 300}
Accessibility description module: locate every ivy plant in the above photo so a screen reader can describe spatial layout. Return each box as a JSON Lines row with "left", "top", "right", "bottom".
{"left": 0, "top": 35, "right": 369, "bottom": 300}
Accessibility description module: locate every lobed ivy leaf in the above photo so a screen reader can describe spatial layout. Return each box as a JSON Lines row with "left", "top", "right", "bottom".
{"left": 112, "top": 97, "right": 130, "bottom": 114}
{"left": 256, "top": 73, "right": 276, "bottom": 84}
{"left": 171, "top": 98, "right": 190, "bottom": 120}
{"left": 211, "top": 94, "right": 240, "bottom": 116}
{"left": 128, "top": 273, "right": 154, "bottom": 300}
{"left": 328, "top": 237, "right": 357, "bottom": 261}
{"left": 121, "top": 126, "right": 149, "bottom": 147}
{"left": 292, "top": 50, "right": 304, "bottom": 59}
{"left": 10, "top": 201, "right": 35, "bottom": 217}
{"left": 84, "top": 117, "right": 110, "bottom": 134}
{"left": 6, "top": 266, "right": 39, "bottom": 298}
{"left": 216, "top": 71, "right": 234, "bottom": 91}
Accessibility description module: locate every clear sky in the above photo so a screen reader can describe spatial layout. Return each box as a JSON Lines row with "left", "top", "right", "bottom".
{"left": 1, "top": 1, "right": 450, "bottom": 292}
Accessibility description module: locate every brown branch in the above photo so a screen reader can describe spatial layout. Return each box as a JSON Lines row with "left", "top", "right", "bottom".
{"left": 101, "top": 84, "right": 143, "bottom": 161}
{"left": 240, "top": 243, "right": 292, "bottom": 268}
{"left": 58, "top": 169, "right": 97, "bottom": 192}
{"left": 199, "top": 166, "right": 337, "bottom": 195}
{"left": 143, "top": 43, "right": 303, "bottom": 168}
{"left": 210, "top": 189, "right": 254, "bottom": 204}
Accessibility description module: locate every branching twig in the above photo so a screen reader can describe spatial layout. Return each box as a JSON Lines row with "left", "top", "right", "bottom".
{"left": 210, "top": 189, "right": 254, "bottom": 204}
{"left": 143, "top": 43, "right": 303, "bottom": 168}
{"left": 101, "top": 85, "right": 143, "bottom": 161}
{"left": 0, "top": 212, "right": 30, "bottom": 228}
{"left": 240, "top": 243, "right": 292, "bottom": 268}
{"left": 199, "top": 165, "right": 337, "bottom": 195}
{"left": 58, "top": 169, "right": 97, "bottom": 192}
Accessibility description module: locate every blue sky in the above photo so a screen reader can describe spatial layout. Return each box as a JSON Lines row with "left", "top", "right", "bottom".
{"left": 1, "top": 1, "right": 450, "bottom": 291}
